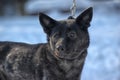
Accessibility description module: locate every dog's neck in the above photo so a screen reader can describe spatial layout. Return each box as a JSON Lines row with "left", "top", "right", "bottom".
{"left": 44, "top": 45, "right": 87, "bottom": 80}
{"left": 58, "top": 51, "right": 87, "bottom": 79}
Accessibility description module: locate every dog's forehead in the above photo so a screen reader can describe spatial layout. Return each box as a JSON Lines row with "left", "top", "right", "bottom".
{"left": 59, "top": 19, "right": 76, "bottom": 27}
{"left": 54, "top": 19, "right": 80, "bottom": 33}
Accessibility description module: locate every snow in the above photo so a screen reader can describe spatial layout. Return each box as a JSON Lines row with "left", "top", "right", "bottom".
{"left": 81, "top": 8, "right": 120, "bottom": 80}
{"left": 0, "top": 1, "right": 120, "bottom": 80}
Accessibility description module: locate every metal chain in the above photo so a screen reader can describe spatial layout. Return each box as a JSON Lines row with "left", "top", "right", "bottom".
{"left": 70, "top": 0, "right": 76, "bottom": 17}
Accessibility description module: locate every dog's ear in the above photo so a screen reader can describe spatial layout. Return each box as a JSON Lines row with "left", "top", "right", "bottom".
{"left": 39, "top": 13, "right": 57, "bottom": 36}
{"left": 76, "top": 7, "right": 93, "bottom": 29}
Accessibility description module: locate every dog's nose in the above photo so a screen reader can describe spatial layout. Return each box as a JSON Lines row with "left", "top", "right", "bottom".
{"left": 56, "top": 45, "right": 65, "bottom": 52}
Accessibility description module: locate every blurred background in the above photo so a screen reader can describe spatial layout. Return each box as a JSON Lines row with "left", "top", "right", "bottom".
{"left": 0, "top": 0, "right": 120, "bottom": 80}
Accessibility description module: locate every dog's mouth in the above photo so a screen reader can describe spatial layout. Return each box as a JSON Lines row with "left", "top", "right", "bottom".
{"left": 54, "top": 50, "right": 59, "bottom": 57}
{"left": 54, "top": 49, "right": 85, "bottom": 60}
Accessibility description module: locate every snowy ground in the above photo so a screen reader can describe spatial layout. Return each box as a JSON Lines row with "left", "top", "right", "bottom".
{"left": 0, "top": 2, "right": 120, "bottom": 80}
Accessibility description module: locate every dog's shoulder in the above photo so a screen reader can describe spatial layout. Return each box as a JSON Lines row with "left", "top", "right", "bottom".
{"left": 0, "top": 41, "right": 37, "bottom": 50}
{"left": 0, "top": 41, "right": 39, "bottom": 58}
{"left": 0, "top": 41, "right": 48, "bottom": 75}
{"left": 0, "top": 41, "right": 48, "bottom": 65}
{"left": 33, "top": 43, "right": 50, "bottom": 65}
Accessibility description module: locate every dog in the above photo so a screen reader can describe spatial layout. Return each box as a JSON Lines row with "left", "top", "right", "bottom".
{"left": 0, "top": 7, "right": 93, "bottom": 80}
{"left": 0, "top": 70, "right": 9, "bottom": 80}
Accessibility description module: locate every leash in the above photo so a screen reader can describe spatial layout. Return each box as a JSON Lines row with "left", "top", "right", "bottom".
{"left": 68, "top": 0, "right": 76, "bottom": 19}
{"left": 71, "top": 0, "right": 76, "bottom": 17}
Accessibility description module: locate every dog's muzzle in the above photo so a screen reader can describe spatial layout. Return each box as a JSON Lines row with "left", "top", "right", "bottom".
{"left": 56, "top": 45, "right": 65, "bottom": 53}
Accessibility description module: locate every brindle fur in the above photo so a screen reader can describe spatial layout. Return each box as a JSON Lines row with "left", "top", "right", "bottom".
{"left": 0, "top": 7, "right": 93, "bottom": 80}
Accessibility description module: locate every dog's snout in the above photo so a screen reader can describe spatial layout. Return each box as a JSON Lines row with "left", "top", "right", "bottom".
{"left": 56, "top": 38, "right": 65, "bottom": 52}
{"left": 57, "top": 45, "right": 65, "bottom": 52}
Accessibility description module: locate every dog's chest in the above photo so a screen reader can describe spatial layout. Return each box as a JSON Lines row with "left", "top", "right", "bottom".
{"left": 59, "top": 60, "right": 80, "bottom": 72}
{"left": 59, "top": 60, "right": 72, "bottom": 72}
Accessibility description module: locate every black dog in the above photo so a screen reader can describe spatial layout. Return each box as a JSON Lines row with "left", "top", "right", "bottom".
{"left": 0, "top": 70, "right": 9, "bottom": 80}
{"left": 0, "top": 7, "right": 93, "bottom": 80}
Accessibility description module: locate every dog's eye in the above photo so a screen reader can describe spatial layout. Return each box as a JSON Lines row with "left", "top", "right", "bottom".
{"left": 53, "top": 33, "right": 59, "bottom": 38}
{"left": 67, "top": 31, "right": 77, "bottom": 39}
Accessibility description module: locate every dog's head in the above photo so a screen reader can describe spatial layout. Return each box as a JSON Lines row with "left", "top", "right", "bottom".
{"left": 39, "top": 7, "right": 93, "bottom": 60}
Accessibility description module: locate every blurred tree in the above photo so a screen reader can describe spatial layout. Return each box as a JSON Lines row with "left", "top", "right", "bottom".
{"left": 0, "top": 0, "right": 28, "bottom": 16}
{"left": 16, "top": 0, "right": 28, "bottom": 15}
